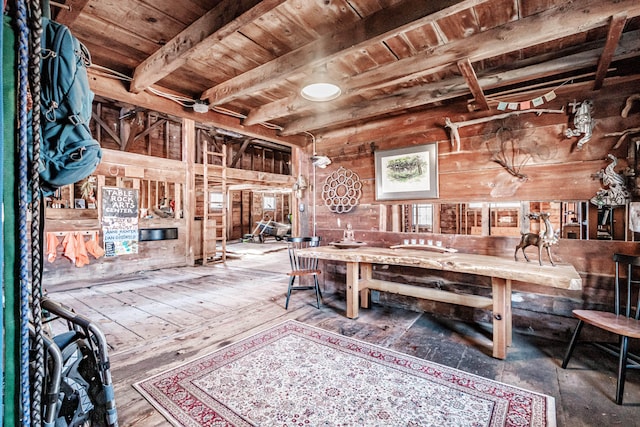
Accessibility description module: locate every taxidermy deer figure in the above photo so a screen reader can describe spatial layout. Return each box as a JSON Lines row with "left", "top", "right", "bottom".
{"left": 514, "top": 212, "right": 558, "bottom": 266}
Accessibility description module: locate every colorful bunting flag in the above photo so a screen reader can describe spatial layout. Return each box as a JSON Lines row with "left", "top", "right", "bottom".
{"left": 487, "top": 79, "right": 572, "bottom": 111}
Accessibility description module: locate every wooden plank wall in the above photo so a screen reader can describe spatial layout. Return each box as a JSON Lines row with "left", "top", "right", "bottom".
{"left": 308, "top": 77, "right": 640, "bottom": 334}
{"left": 44, "top": 99, "right": 293, "bottom": 287}
{"left": 314, "top": 80, "right": 640, "bottom": 207}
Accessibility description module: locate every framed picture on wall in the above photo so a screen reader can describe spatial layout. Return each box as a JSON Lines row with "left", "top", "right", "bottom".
{"left": 374, "top": 144, "right": 438, "bottom": 201}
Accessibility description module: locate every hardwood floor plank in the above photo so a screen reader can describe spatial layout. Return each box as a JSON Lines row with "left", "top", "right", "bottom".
{"left": 46, "top": 249, "right": 640, "bottom": 426}
{"left": 110, "top": 287, "right": 208, "bottom": 326}
{"left": 44, "top": 291, "right": 144, "bottom": 350}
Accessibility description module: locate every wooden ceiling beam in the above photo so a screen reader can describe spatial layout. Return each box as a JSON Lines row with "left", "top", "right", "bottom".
{"left": 457, "top": 58, "right": 489, "bottom": 111}
{"left": 201, "top": 0, "right": 478, "bottom": 105}
{"left": 280, "top": 35, "right": 640, "bottom": 136}
{"left": 593, "top": 13, "right": 627, "bottom": 90}
{"left": 279, "top": 1, "right": 640, "bottom": 134}
{"left": 342, "top": 0, "right": 639, "bottom": 95}
{"left": 244, "top": 96, "right": 307, "bottom": 126}
{"left": 88, "top": 70, "right": 307, "bottom": 148}
{"left": 52, "top": 0, "right": 90, "bottom": 26}
{"left": 129, "top": 0, "right": 287, "bottom": 93}
{"left": 247, "top": 2, "right": 640, "bottom": 133}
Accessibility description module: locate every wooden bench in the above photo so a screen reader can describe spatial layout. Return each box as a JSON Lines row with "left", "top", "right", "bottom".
{"left": 299, "top": 246, "right": 582, "bottom": 359}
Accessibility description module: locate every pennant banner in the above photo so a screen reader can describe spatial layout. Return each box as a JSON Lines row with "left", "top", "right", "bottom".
{"left": 491, "top": 90, "right": 557, "bottom": 111}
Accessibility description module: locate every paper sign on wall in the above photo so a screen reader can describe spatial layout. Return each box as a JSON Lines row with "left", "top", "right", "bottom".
{"left": 101, "top": 187, "right": 139, "bottom": 256}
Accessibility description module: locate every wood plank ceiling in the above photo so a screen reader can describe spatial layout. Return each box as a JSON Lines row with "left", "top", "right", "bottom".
{"left": 54, "top": 0, "right": 640, "bottom": 146}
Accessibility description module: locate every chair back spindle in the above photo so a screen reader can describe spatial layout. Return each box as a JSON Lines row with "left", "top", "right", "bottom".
{"left": 285, "top": 237, "right": 322, "bottom": 309}
{"left": 613, "top": 253, "right": 640, "bottom": 320}
{"left": 288, "top": 236, "right": 320, "bottom": 272}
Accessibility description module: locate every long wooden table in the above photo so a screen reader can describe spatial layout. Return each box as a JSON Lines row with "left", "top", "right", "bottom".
{"left": 298, "top": 246, "right": 582, "bottom": 359}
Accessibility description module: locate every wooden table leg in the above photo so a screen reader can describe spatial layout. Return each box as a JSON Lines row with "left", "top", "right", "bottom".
{"left": 346, "top": 261, "right": 360, "bottom": 319}
{"left": 360, "top": 263, "right": 372, "bottom": 309}
{"left": 491, "top": 277, "right": 512, "bottom": 359}
{"left": 505, "top": 278, "right": 512, "bottom": 346}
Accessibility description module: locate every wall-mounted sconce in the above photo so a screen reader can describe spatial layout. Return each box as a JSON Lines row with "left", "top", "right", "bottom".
{"left": 311, "top": 155, "right": 332, "bottom": 168}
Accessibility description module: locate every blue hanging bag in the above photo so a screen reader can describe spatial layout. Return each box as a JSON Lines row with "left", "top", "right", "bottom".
{"left": 34, "top": 17, "right": 101, "bottom": 195}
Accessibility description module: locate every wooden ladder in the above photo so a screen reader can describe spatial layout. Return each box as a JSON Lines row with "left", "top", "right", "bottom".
{"left": 202, "top": 142, "right": 227, "bottom": 265}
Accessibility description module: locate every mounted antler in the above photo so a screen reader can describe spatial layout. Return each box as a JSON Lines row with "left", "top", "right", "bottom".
{"left": 444, "top": 108, "right": 565, "bottom": 152}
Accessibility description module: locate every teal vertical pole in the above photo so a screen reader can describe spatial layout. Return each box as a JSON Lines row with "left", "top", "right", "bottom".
{"left": 0, "top": 3, "right": 5, "bottom": 424}
{"left": 3, "top": 12, "right": 18, "bottom": 427}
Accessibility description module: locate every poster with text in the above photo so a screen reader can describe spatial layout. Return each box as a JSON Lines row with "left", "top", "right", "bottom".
{"left": 102, "top": 187, "right": 139, "bottom": 256}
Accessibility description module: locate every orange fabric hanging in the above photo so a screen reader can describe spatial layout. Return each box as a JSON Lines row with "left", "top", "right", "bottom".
{"left": 85, "top": 238, "right": 105, "bottom": 259}
{"left": 46, "top": 233, "right": 60, "bottom": 263}
{"left": 74, "top": 233, "right": 90, "bottom": 267}
{"left": 62, "top": 233, "right": 76, "bottom": 264}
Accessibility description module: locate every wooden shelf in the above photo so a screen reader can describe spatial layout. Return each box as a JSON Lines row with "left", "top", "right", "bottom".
{"left": 46, "top": 207, "right": 98, "bottom": 220}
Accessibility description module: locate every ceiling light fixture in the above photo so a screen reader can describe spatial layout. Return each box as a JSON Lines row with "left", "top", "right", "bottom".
{"left": 192, "top": 100, "right": 209, "bottom": 113}
{"left": 300, "top": 66, "right": 341, "bottom": 102}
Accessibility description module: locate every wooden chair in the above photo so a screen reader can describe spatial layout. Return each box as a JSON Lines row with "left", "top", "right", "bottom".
{"left": 285, "top": 236, "right": 322, "bottom": 309}
{"left": 562, "top": 253, "right": 640, "bottom": 404}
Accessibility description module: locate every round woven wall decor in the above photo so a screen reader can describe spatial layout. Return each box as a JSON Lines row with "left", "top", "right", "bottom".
{"left": 322, "top": 166, "right": 362, "bottom": 213}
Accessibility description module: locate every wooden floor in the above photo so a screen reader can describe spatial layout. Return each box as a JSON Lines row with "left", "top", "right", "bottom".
{"left": 46, "top": 241, "right": 640, "bottom": 427}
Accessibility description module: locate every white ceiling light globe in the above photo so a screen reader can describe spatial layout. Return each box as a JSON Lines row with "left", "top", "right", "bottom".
{"left": 301, "top": 82, "right": 341, "bottom": 102}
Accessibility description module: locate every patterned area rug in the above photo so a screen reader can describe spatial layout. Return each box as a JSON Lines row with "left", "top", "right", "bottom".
{"left": 134, "top": 320, "right": 556, "bottom": 427}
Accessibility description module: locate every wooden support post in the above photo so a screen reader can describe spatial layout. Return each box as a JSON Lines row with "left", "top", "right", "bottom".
{"left": 379, "top": 205, "right": 387, "bottom": 232}
{"left": 182, "top": 118, "right": 196, "bottom": 266}
{"left": 174, "top": 183, "right": 182, "bottom": 220}
{"left": 391, "top": 204, "right": 400, "bottom": 232}
{"left": 345, "top": 261, "right": 360, "bottom": 319}
{"left": 491, "top": 277, "right": 512, "bottom": 359}
{"left": 360, "top": 263, "right": 372, "bottom": 309}
{"left": 97, "top": 175, "right": 106, "bottom": 221}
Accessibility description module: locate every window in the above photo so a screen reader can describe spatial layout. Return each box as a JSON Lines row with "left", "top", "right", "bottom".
{"left": 488, "top": 202, "right": 521, "bottom": 237}
{"left": 412, "top": 204, "right": 433, "bottom": 232}
{"left": 263, "top": 195, "right": 275, "bottom": 210}
{"left": 209, "top": 192, "right": 223, "bottom": 210}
